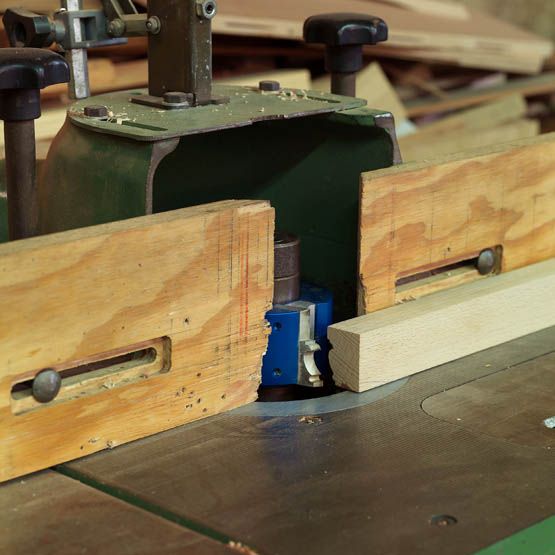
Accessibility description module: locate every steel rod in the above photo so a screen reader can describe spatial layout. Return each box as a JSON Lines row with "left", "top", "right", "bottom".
{"left": 4, "top": 120, "right": 38, "bottom": 239}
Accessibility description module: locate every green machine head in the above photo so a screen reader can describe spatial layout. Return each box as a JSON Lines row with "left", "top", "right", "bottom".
{"left": 2, "top": 1, "right": 401, "bottom": 319}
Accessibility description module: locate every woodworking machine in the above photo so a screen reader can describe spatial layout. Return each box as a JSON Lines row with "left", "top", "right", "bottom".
{"left": 3, "top": 3, "right": 555, "bottom": 554}
{"left": 0, "top": 1, "right": 399, "bottom": 390}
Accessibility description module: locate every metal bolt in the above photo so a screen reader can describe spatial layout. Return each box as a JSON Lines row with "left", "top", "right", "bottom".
{"left": 196, "top": 0, "right": 217, "bottom": 20}
{"left": 32, "top": 369, "right": 62, "bottom": 403}
{"left": 430, "top": 515, "right": 457, "bottom": 527}
{"left": 259, "top": 80, "right": 281, "bottom": 92}
{"left": 145, "top": 16, "right": 161, "bottom": 35}
{"left": 107, "top": 18, "right": 126, "bottom": 37}
{"left": 163, "top": 91, "right": 193, "bottom": 105}
{"left": 84, "top": 105, "right": 109, "bottom": 119}
{"left": 477, "top": 248, "right": 497, "bottom": 276}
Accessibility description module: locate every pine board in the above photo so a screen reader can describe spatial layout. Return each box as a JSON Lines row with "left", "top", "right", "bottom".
{"left": 0, "top": 200, "right": 273, "bottom": 482}
{"left": 359, "top": 133, "right": 555, "bottom": 315}
{"left": 405, "top": 73, "right": 555, "bottom": 117}
{"left": 330, "top": 258, "right": 555, "bottom": 392}
{"left": 414, "top": 94, "right": 527, "bottom": 136}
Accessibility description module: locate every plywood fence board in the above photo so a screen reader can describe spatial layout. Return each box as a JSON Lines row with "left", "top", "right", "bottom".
{"left": 0, "top": 200, "right": 274, "bottom": 482}
{"left": 359, "top": 133, "right": 555, "bottom": 315}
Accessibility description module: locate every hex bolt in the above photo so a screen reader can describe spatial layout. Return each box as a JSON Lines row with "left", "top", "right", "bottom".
{"left": 196, "top": 0, "right": 217, "bottom": 20}
{"left": 145, "top": 16, "right": 161, "bottom": 35}
{"left": 163, "top": 91, "right": 192, "bottom": 105}
{"left": 107, "top": 18, "right": 126, "bottom": 37}
{"left": 477, "top": 248, "right": 497, "bottom": 275}
{"left": 259, "top": 80, "right": 281, "bottom": 92}
{"left": 83, "top": 105, "right": 108, "bottom": 119}
{"left": 32, "top": 369, "right": 62, "bottom": 403}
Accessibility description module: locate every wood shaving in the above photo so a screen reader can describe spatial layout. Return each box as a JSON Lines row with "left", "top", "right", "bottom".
{"left": 228, "top": 541, "right": 259, "bottom": 555}
{"left": 298, "top": 415, "right": 323, "bottom": 425}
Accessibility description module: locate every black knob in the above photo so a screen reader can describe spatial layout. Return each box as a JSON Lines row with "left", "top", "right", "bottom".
{"left": 0, "top": 48, "right": 69, "bottom": 121}
{"left": 304, "top": 13, "right": 388, "bottom": 96}
{"left": 3, "top": 8, "right": 56, "bottom": 49}
{"left": 0, "top": 49, "right": 69, "bottom": 240}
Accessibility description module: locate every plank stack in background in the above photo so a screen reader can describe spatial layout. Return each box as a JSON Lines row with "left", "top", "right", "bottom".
{"left": 0, "top": 0, "right": 554, "bottom": 162}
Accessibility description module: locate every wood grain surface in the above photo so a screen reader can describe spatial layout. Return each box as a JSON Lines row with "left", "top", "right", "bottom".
{"left": 0, "top": 200, "right": 273, "bottom": 482}
{"left": 359, "top": 133, "right": 555, "bottom": 315}
{"left": 330, "top": 258, "right": 555, "bottom": 392}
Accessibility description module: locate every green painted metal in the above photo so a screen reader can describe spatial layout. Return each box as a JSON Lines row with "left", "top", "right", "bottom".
{"left": 38, "top": 121, "right": 160, "bottom": 234}
{"left": 68, "top": 85, "right": 366, "bottom": 141}
{"left": 35, "top": 89, "right": 395, "bottom": 319}
{"left": 475, "top": 516, "right": 555, "bottom": 555}
{"left": 153, "top": 107, "right": 394, "bottom": 319}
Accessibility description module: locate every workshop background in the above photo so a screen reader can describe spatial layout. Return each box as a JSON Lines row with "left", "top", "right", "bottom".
{"left": 1, "top": 0, "right": 555, "bottom": 161}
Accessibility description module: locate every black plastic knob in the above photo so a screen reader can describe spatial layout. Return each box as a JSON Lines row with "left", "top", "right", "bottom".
{"left": 304, "top": 13, "right": 388, "bottom": 74}
{"left": 3, "top": 8, "right": 56, "bottom": 49}
{"left": 0, "top": 49, "right": 70, "bottom": 121}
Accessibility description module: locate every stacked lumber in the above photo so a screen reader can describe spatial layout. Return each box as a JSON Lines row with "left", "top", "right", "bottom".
{"left": 210, "top": 0, "right": 552, "bottom": 75}
{"left": 0, "top": 0, "right": 553, "bottom": 162}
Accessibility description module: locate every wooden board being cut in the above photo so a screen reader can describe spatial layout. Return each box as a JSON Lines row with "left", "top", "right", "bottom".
{"left": 359, "top": 133, "right": 555, "bottom": 315}
{"left": 0, "top": 199, "right": 273, "bottom": 482}
{"left": 329, "top": 258, "right": 555, "bottom": 393}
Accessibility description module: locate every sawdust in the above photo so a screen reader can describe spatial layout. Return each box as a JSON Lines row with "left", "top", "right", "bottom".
{"left": 298, "top": 415, "right": 323, "bottom": 425}
{"left": 228, "top": 541, "right": 259, "bottom": 555}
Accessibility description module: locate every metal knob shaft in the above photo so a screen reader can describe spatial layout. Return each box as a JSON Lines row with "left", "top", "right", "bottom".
{"left": 0, "top": 48, "right": 69, "bottom": 240}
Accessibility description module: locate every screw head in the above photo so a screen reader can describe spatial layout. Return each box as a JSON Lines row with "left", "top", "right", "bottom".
{"left": 163, "top": 91, "right": 192, "bottom": 105}
{"left": 196, "top": 0, "right": 217, "bottom": 20}
{"left": 259, "top": 80, "right": 281, "bottom": 92}
{"left": 84, "top": 105, "right": 108, "bottom": 119}
{"left": 32, "top": 369, "right": 62, "bottom": 403}
{"left": 477, "top": 248, "right": 497, "bottom": 275}
{"left": 430, "top": 514, "right": 458, "bottom": 527}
